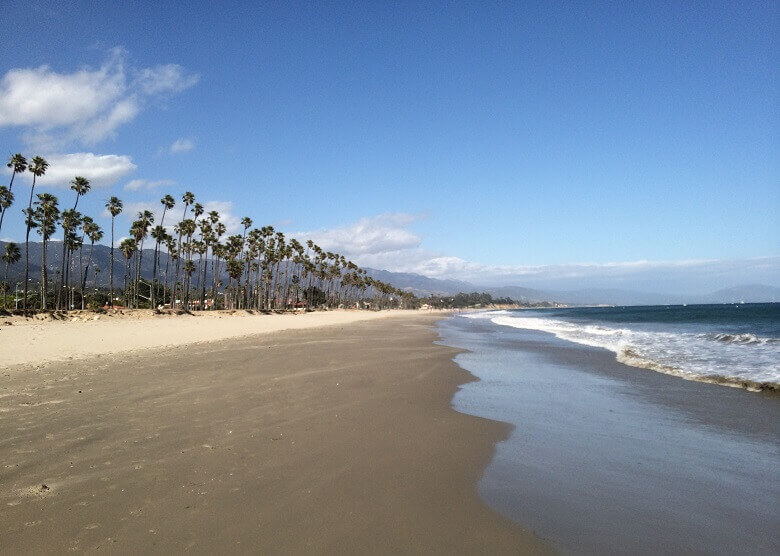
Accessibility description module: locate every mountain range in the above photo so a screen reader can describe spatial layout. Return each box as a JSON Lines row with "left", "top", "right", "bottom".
{"left": 2, "top": 241, "right": 778, "bottom": 305}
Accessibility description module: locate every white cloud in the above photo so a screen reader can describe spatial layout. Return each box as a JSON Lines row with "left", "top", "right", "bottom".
{"left": 134, "top": 64, "right": 200, "bottom": 95}
{"left": 201, "top": 200, "right": 241, "bottom": 234}
{"left": 296, "top": 213, "right": 422, "bottom": 257}
{"left": 169, "top": 138, "right": 195, "bottom": 154}
{"left": 32, "top": 152, "right": 137, "bottom": 188}
{"left": 292, "top": 214, "right": 780, "bottom": 293}
{"left": 124, "top": 178, "right": 176, "bottom": 192}
{"left": 0, "top": 49, "right": 199, "bottom": 148}
{"left": 119, "top": 199, "right": 241, "bottom": 236}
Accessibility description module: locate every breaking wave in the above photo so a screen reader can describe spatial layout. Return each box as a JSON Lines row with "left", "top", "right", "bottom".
{"left": 467, "top": 312, "right": 780, "bottom": 392}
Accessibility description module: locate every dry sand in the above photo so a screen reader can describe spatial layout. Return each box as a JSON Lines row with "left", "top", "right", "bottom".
{"left": 0, "top": 314, "right": 549, "bottom": 554}
{"left": 0, "top": 309, "right": 429, "bottom": 370}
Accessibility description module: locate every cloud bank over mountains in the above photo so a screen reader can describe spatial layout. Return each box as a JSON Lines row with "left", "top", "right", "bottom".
{"left": 299, "top": 213, "right": 780, "bottom": 294}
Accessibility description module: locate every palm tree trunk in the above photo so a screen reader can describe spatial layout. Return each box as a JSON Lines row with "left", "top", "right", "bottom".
{"left": 81, "top": 241, "right": 95, "bottom": 298}
{"left": 123, "top": 258, "right": 129, "bottom": 306}
{"left": 109, "top": 219, "right": 115, "bottom": 308}
{"left": 3, "top": 260, "right": 9, "bottom": 309}
{"left": 23, "top": 176, "right": 37, "bottom": 312}
{"left": 78, "top": 232, "right": 87, "bottom": 309}
{"left": 41, "top": 238, "right": 47, "bottom": 310}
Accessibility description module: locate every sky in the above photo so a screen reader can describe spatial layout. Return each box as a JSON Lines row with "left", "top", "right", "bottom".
{"left": 0, "top": 1, "right": 777, "bottom": 293}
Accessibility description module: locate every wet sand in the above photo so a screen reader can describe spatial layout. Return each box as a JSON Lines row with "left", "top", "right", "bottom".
{"left": 0, "top": 315, "right": 548, "bottom": 554}
{"left": 440, "top": 316, "right": 780, "bottom": 555}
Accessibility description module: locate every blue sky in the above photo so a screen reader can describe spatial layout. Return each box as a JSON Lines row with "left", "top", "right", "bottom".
{"left": 0, "top": 1, "right": 777, "bottom": 292}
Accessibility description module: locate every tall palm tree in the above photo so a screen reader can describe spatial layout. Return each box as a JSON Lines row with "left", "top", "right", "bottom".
{"left": 131, "top": 210, "right": 154, "bottom": 308}
{"left": 64, "top": 226, "right": 83, "bottom": 310}
{"left": 81, "top": 222, "right": 103, "bottom": 307}
{"left": 0, "top": 154, "right": 27, "bottom": 236}
{"left": 119, "top": 238, "right": 136, "bottom": 307}
{"left": 211, "top": 218, "right": 225, "bottom": 303}
{"left": 70, "top": 176, "right": 90, "bottom": 210}
{"left": 173, "top": 191, "right": 194, "bottom": 308}
{"left": 56, "top": 208, "right": 82, "bottom": 309}
{"left": 2, "top": 242, "right": 21, "bottom": 309}
{"left": 105, "top": 197, "right": 123, "bottom": 307}
{"left": 0, "top": 185, "right": 13, "bottom": 242}
{"left": 164, "top": 235, "right": 176, "bottom": 305}
{"left": 151, "top": 194, "right": 175, "bottom": 308}
{"left": 58, "top": 177, "right": 91, "bottom": 308}
{"left": 32, "top": 192, "right": 59, "bottom": 310}
{"left": 23, "top": 156, "right": 48, "bottom": 311}
{"left": 73, "top": 215, "right": 92, "bottom": 308}
{"left": 177, "top": 218, "right": 197, "bottom": 309}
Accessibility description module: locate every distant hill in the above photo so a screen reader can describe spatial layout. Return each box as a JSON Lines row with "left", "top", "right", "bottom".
{"left": 2, "top": 242, "right": 778, "bottom": 305}
{"left": 363, "top": 268, "right": 475, "bottom": 297}
{"left": 1, "top": 240, "right": 177, "bottom": 288}
{"left": 700, "top": 285, "right": 780, "bottom": 304}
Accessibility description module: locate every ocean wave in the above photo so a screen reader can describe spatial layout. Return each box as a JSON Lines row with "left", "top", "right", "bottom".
{"left": 459, "top": 310, "right": 512, "bottom": 320}
{"left": 486, "top": 314, "right": 780, "bottom": 392}
{"left": 708, "top": 333, "right": 778, "bottom": 346}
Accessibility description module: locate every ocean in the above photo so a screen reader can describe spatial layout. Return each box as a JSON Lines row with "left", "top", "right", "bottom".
{"left": 437, "top": 303, "right": 779, "bottom": 555}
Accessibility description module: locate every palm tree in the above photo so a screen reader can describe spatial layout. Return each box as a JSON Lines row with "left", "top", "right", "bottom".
{"left": 173, "top": 191, "right": 194, "bottom": 308}
{"left": 32, "top": 192, "right": 59, "bottom": 309}
{"left": 65, "top": 226, "right": 83, "bottom": 310}
{"left": 75, "top": 215, "right": 92, "bottom": 309}
{"left": 69, "top": 176, "right": 90, "bottom": 208}
{"left": 151, "top": 194, "right": 175, "bottom": 308}
{"left": 177, "top": 218, "right": 197, "bottom": 309}
{"left": 0, "top": 186, "right": 13, "bottom": 232}
{"left": 164, "top": 235, "right": 176, "bottom": 305}
{"left": 0, "top": 154, "right": 27, "bottom": 236}
{"left": 119, "top": 238, "right": 136, "bottom": 307}
{"left": 183, "top": 259, "right": 196, "bottom": 309}
{"left": 131, "top": 210, "right": 154, "bottom": 308}
{"left": 57, "top": 208, "right": 82, "bottom": 309}
{"left": 211, "top": 218, "right": 225, "bottom": 303}
{"left": 106, "top": 197, "right": 123, "bottom": 307}
{"left": 2, "top": 242, "right": 21, "bottom": 309}
{"left": 57, "top": 177, "right": 90, "bottom": 308}
{"left": 81, "top": 222, "right": 103, "bottom": 307}
{"left": 23, "top": 156, "right": 48, "bottom": 311}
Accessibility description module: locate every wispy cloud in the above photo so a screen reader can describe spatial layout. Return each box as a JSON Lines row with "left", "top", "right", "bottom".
{"left": 124, "top": 178, "right": 176, "bottom": 192}
{"left": 0, "top": 48, "right": 199, "bottom": 149}
{"left": 169, "top": 138, "right": 195, "bottom": 154}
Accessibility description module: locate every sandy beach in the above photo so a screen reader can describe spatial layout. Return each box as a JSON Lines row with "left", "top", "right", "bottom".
{"left": 0, "top": 309, "right": 432, "bottom": 370}
{"left": 0, "top": 313, "right": 548, "bottom": 554}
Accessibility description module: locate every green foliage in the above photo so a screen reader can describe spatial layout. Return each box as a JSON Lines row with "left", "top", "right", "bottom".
{"left": 421, "top": 292, "right": 515, "bottom": 309}
{"left": 87, "top": 291, "right": 110, "bottom": 311}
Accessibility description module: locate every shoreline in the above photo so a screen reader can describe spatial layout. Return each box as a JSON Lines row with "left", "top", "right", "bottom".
{"left": 0, "top": 314, "right": 549, "bottom": 553}
{"left": 439, "top": 315, "right": 780, "bottom": 554}
{"left": 470, "top": 308, "right": 779, "bottom": 393}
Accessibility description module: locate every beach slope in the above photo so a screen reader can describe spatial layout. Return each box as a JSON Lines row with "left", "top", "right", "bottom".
{"left": 0, "top": 314, "right": 547, "bottom": 554}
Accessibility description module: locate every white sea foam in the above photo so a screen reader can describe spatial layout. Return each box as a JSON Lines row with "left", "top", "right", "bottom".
{"left": 478, "top": 313, "right": 780, "bottom": 390}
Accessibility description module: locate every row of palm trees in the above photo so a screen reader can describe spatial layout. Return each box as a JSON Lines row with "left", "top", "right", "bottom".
{"left": 1, "top": 153, "right": 416, "bottom": 312}
{"left": 114, "top": 190, "right": 415, "bottom": 312}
